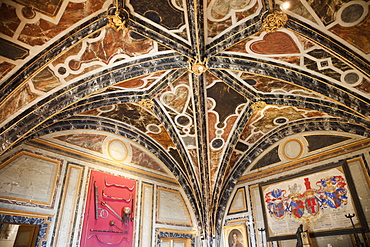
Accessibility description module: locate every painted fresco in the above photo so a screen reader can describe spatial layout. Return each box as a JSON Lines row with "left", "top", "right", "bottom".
{"left": 261, "top": 167, "right": 358, "bottom": 238}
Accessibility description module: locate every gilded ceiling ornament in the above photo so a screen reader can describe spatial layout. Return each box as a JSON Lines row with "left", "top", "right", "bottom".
{"left": 107, "top": 8, "right": 129, "bottom": 31}
{"left": 262, "top": 11, "right": 288, "bottom": 33}
{"left": 189, "top": 60, "right": 207, "bottom": 75}
{"left": 251, "top": 101, "right": 267, "bottom": 111}
{"left": 138, "top": 99, "right": 154, "bottom": 108}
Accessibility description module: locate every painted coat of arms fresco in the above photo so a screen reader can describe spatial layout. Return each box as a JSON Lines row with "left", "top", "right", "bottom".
{"left": 262, "top": 167, "right": 357, "bottom": 237}
{"left": 265, "top": 174, "right": 348, "bottom": 221}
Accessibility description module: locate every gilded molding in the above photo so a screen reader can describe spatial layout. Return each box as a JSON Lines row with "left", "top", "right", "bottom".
{"left": 251, "top": 101, "right": 267, "bottom": 111}
{"left": 138, "top": 98, "right": 154, "bottom": 108}
{"left": 107, "top": 8, "right": 129, "bottom": 31}
{"left": 189, "top": 60, "right": 207, "bottom": 75}
{"left": 262, "top": 11, "right": 288, "bottom": 33}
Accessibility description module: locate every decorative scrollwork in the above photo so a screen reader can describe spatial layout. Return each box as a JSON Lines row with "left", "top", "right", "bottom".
{"left": 262, "top": 11, "right": 288, "bottom": 33}
{"left": 251, "top": 101, "right": 267, "bottom": 111}
{"left": 138, "top": 99, "right": 154, "bottom": 108}
{"left": 189, "top": 60, "right": 207, "bottom": 75}
{"left": 107, "top": 8, "right": 129, "bottom": 31}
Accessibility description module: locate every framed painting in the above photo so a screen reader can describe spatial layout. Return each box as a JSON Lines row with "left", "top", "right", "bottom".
{"left": 259, "top": 161, "right": 369, "bottom": 241}
{"left": 223, "top": 223, "right": 249, "bottom": 247}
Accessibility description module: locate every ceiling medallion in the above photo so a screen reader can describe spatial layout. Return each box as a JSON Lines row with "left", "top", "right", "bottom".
{"left": 262, "top": 11, "right": 288, "bottom": 33}
{"left": 189, "top": 60, "right": 207, "bottom": 75}
{"left": 138, "top": 99, "right": 154, "bottom": 109}
{"left": 107, "top": 7, "right": 129, "bottom": 31}
{"left": 251, "top": 101, "right": 267, "bottom": 111}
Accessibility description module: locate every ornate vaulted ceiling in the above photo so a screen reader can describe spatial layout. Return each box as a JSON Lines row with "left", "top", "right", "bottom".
{"left": 0, "top": 0, "right": 369, "bottom": 241}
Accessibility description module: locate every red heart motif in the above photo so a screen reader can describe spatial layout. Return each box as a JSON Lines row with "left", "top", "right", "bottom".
{"left": 249, "top": 32, "right": 300, "bottom": 54}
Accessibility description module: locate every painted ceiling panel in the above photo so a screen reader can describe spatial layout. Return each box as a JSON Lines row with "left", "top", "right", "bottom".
{"left": 0, "top": 3, "right": 21, "bottom": 37}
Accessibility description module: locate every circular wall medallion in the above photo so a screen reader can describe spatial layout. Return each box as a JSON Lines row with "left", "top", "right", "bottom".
{"left": 97, "top": 105, "right": 116, "bottom": 113}
{"left": 146, "top": 124, "right": 162, "bottom": 134}
{"left": 341, "top": 70, "right": 362, "bottom": 86}
{"left": 245, "top": 79, "right": 257, "bottom": 85}
{"left": 282, "top": 139, "right": 303, "bottom": 160}
{"left": 273, "top": 117, "right": 288, "bottom": 125}
{"left": 175, "top": 114, "right": 192, "bottom": 127}
{"left": 108, "top": 140, "right": 128, "bottom": 161}
{"left": 211, "top": 138, "right": 224, "bottom": 150}
{"left": 337, "top": 1, "right": 367, "bottom": 27}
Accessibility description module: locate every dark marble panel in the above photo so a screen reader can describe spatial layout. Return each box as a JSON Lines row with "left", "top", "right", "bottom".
{"left": 129, "top": 0, "right": 185, "bottom": 30}
{"left": 304, "top": 134, "right": 351, "bottom": 152}
{"left": 207, "top": 81, "right": 248, "bottom": 127}
{"left": 0, "top": 38, "right": 29, "bottom": 60}
{"left": 0, "top": 3, "right": 21, "bottom": 37}
{"left": 191, "top": 73, "right": 211, "bottom": 202}
{"left": 252, "top": 145, "right": 280, "bottom": 170}
{"left": 208, "top": 69, "right": 256, "bottom": 100}
{"left": 306, "top": 0, "right": 341, "bottom": 25}
{"left": 128, "top": 15, "right": 193, "bottom": 57}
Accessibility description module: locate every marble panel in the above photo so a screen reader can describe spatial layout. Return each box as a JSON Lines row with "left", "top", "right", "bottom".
{"left": 139, "top": 183, "right": 154, "bottom": 247}
{"left": 18, "top": 0, "right": 108, "bottom": 46}
{"left": 306, "top": 0, "right": 340, "bottom": 25}
{"left": 330, "top": 12, "right": 370, "bottom": 54}
{"left": 228, "top": 187, "right": 247, "bottom": 214}
{"left": 355, "top": 78, "right": 370, "bottom": 94}
{"left": 14, "top": 0, "right": 63, "bottom": 17}
{"left": 0, "top": 152, "right": 60, "bottom": 206}
{"left": 206, "top": 1, "right": 260, "bottom": 39}
{"left": 282, "top": 0, "right": 318, "bottom": 24}
{"left": 157, "top": 187, "right": 192, "bottom": 226}
{"left": 54, "top": 165, "right": 83, "bottom": 247}
{"left": 129, "top": 0, "right": 185, "bottom": 30}
{"left": 0, "top": 83, "right": 39, "bottom": 126}
{"left": 0, "top": 3, "right": 20, "bottom": 37}
{"left": 156, "top": 229, "right": 195, "bottom": 247}
{"left": 0, "top": 62, "right": 15, "bottom": 80}
{"left": 131, "top": 145, "right": 168, "bottom": 174}
{"left": 249, "top": 31, "right": 300, "bottom": 54}
{"left": 286, "top": 19, "right": 370, "bottom": 76}
{"left": 31, "top": 67, "right": 61, "bottom": 92}
{"left": 0, "top": 38, "right": 29, "bottom": 61}
{"left": 54, "top": 133, "right": 106, "bottom": 153}
{"left": 0, "top": 14, "right": 108, "bottom": 104}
